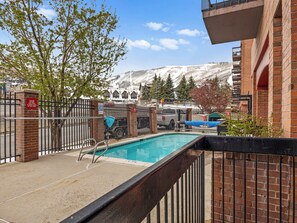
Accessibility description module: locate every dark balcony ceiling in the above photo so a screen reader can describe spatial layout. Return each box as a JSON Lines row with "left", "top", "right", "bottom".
{"left": 202, "top": 0, "right": 264, "bottom": 44}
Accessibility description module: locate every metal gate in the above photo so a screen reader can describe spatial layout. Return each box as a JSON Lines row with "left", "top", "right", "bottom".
{"left": 0, "top": 92, "right": 20, "bottom": 164}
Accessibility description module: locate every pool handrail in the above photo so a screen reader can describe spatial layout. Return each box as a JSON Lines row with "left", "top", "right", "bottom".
{"left": 78, "top": 138, "right": 97, "bottom": 161}
{"left": 92, "top": 140, "right": 109, "bottom": 163}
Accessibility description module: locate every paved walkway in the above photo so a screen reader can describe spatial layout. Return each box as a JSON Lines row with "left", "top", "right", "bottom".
{"left": 0, "top": 152, "right": 147, "bottom": 223}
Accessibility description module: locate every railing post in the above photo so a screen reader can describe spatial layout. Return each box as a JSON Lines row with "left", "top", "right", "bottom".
{"left": 127, "top": 104, "right": 138, "bottom": 137}
{"left": 15, "top": 90, "right": 39, "bottom": 162}
{"left": 149, "top": 107, "right": 157, "bottom": 134}
{"left": 90, "top": 99, "right": 104, "bottom": 143}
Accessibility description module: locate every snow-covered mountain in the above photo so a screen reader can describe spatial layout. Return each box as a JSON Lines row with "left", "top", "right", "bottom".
{"left": 110, "top": 62, "right": 233, "bottom": 89}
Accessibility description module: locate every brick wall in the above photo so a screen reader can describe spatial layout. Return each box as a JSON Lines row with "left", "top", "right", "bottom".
{"left": 256, "top": 89, "right": 268, "bottom": 122}
{"left": 251, "top": 0, "right": 280, "bottom": 70}
{"left": 241, "top": 40, "right": 253, "bottom": 95}
{"left": 282, "top": 0, "right": 292, "bottom": 137}
{"left": 289, "top": 0, "right": 297, "bottom": 138}
{"left": 268, "top": 17, "right": 283, "bottom": 129}
{"left": 240, "top": 40, "right": 253, "bottom": 113}
{"left": 213, "top": 153, "right": 295, "bottom": 222}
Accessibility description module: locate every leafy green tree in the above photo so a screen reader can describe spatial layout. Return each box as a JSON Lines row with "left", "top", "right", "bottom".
{"left": 176, "top": 76, "right": 188, "bottom": 100}
{"left": 164, "top": 74, "right": 174, "bottom": 99}
{"left": 0, "top": 0, "right": 126, "bottom": 100}
{"left": 0, "top": 0, "right": 126, "bottom": 150}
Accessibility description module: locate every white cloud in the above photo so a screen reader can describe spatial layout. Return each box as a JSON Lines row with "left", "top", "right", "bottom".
{"left": 176, "top": 29, "right": 202, "bottom": 37}
{"left": 159, "top": 39, "right": 179, "bottom": 50}
{"left": 127, "top": 39, "right": 164, "bottom": 51}
{"left": 146, "top": 22, "right": 163, "bottom": 31}
{"left": 37, "top": 7, "right": 57, "bottom": 19}
{"left": 162, "top": 27, "right": 170, "bottom": 32}
{"left": 178, "top": 39, "right": 190, "bottom": 45}
{"left": 159, "top": 38, "right": 189, "bottom": 50}
{"left": 151, "top": 45, "right": 164, "bottom": 51}
{"left": 127, "top": 38, "right": 187, "bottom": 51}
{"left": 146, "top": 22, "right": 170, "bottom": 32}
{"left": 127, "top": 39, "right": 151, "bottom": 49}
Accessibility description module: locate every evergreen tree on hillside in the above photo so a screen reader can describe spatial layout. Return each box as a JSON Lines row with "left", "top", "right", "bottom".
{"left": 187, "top": 76, "right": 196, "bottom": 99}
{"left": 164, "top": 74, "right": 175, "bottom": 99}
{"left": 187, "top": 76, "right": 196, "bottom": 91}
{"left": 159, "top": 79, "right": 166, "bottom": 101}
{"left": 156, "top": 76, "right": 162, "bottom": 100}
{"left": 176, "top": 76, "right": 188, "bottom": 100}
{"left": 141, "top": 84, "right": 151, "bottom": 100}
{"left": 150, "top": 74, "right": 158, "bottom": 99}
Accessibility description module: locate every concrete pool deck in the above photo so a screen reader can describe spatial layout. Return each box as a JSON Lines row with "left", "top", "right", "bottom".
{"left": 0, "top": 151, "right": 147, "bottom": 223}
{"left": 0, "top": 132, "right": 212, "bottom": 223}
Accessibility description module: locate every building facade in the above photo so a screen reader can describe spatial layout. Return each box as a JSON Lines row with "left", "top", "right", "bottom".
{"left": 203, "top": 0, "right": 297, "bottom": 137}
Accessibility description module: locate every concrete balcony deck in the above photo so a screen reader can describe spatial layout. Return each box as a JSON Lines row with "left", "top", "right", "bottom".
{"left": 202, "top": 0, "right": 264, "bottom": 44}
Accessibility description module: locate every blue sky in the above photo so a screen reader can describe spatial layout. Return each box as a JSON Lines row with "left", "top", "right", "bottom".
{"left": 103, "top": 0, "right": 238, "bottom": 74}
{"left": 0, "top": 0, "right": 238, "bottom": 75}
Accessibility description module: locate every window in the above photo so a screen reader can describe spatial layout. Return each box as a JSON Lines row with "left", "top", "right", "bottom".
{"left": 113, "top": 90, "right": 119, "bottom": 98}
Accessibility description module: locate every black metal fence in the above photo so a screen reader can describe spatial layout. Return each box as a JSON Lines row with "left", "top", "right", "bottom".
{"left": 0, "top": 92, "right": 19, "bottom": 164}
{"left": 39, "top": 97, "right": 94, "bottom": 155}
{"left": 63, "top": 136, "right": 297, "bottom": 222}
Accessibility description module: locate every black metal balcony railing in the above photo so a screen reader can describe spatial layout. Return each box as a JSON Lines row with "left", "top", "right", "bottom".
{"left": 232, "top": 47, "right": 242, "bottom": 58}
{"left": 202, "top": 0, "right": 256, "bottom": 11}
{"left": 63, "top": 136, "right": 297, "bottom": 223}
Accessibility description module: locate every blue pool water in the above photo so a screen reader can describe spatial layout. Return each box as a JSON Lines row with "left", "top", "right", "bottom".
{"left": 97, "top": 134, "right": 199, "bottom": 163}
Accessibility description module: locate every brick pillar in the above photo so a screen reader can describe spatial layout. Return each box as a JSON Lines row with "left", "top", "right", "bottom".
{"left": 256, "top": 89, "right": 268, "bottom": 123}
{"left": 90, "top": 100, "right": 104, "bottom": 143}
{"left": 186, "top": 108, "right": 192, "bottom": 129}
{"left": 268, "top": 17, "right": 282, "bottom": 130}
{"left": 127, "top": 104, "right": 138, "bottom": 137}
{"left": 15, "top": 90, "right": 39, "bottom": 162}
{"left": 149, "top": 107, "right": 157, "bottom": 134}
{"left": 287, "top": 0, "right": 297, "bottom": 138}
{"left": 252, "top": 75, "right": 257, "bottom": 116}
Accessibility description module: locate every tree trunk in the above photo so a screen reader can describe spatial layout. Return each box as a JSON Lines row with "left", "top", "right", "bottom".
{"left": 51, "top": 108, "right": 62, "bottom": 151}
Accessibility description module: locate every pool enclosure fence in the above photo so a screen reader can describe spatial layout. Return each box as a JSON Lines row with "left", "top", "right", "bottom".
{"left": 63, "top": 135, "right": 297, "bottom": 223}
{"left": 0, "top": 90, "right": 157, "bottom": 164}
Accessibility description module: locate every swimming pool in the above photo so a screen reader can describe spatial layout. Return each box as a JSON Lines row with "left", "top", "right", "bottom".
{"left": 96, "top": 133, "right": 199, "bottom": 163}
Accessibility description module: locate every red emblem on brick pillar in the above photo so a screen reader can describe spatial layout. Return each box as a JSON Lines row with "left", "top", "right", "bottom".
{"left": 26, "top": 98, "right": 38, "bottom": 110}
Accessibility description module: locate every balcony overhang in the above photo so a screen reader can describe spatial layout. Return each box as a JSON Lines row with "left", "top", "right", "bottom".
{"left": 202, "top": 0, "right": 264, "bottom": 44}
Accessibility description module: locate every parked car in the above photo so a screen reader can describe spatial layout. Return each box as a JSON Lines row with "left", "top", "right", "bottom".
{"left": 157, "top": 108, "right": 187, "bottom": 130}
